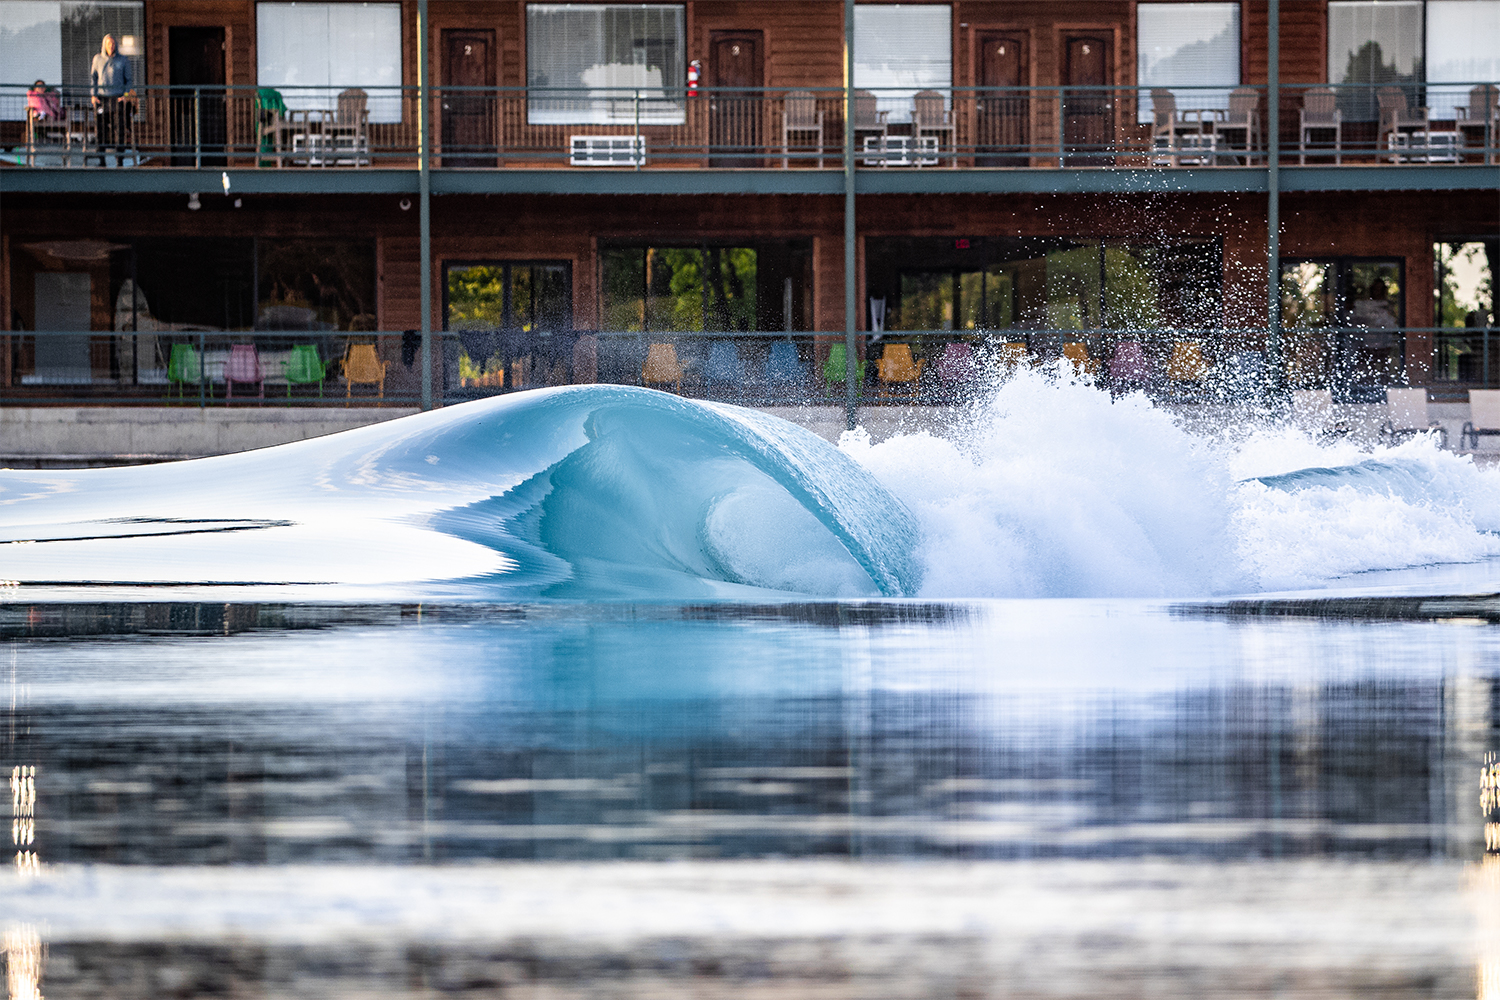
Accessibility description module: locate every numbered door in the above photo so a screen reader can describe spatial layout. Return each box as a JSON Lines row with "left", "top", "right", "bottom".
{"left": 442, "top": 29, "right": 497, "bottom": 168}
{"left": 976, "top": 31, "right": 1028, "bottom": 166}
{"left": 1062, "top": 34, "right": 1112, "bottom": 165}
{"left": 710, "top": 31, "right": 763, "bottom": 167}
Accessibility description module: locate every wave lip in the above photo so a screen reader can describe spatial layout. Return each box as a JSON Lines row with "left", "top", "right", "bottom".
{"left": 0, "top": 386, "right": 921, "bottom": 601}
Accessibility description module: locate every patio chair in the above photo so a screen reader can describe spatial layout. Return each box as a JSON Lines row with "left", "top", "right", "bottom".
{"left": 1378, "top": 86, "right": 1429, "bottom": 161}
{"left": 254, "top": 87, "right": 289, "bottom": 167}
{"left": 1299, "top": 87, "right": 1342, "bottom": 164}
{"left": 933, "top": 342, "right": 978, "bottom": 399}
{"left": 876, "top": 343, "right": 923, "bottom": 399}
{"left": 704, "top": 340, "right": 745, "bottom": 398}
{"left": 328, "top": 88, "right": 370, "bottom": 166}
{"left": 281, "top": 344, "right": 328, "bottom": 398}
{"left": 1164, "top": 341, "right": 1208, "bottom": 392}
{"left": 1061, "top": 341, "right": 1099, "bottom": 377}
{"left": 1108, "top": 340, "right": 1152, "bottom": 390}
{"left": 995, "top": 341, "right": 1029, "bottom": 372}
{"left": 1381, "top": 387, "right": 1447, "bottom": 447}
{"left": 166, "top": 343, "right": 203, "bottom": 401}
{"left": 1462, "top": 389, "right": 1500, "bottom": 449}
{"left": 912, "top": 89, "right": 956, "bottom": 166}
{"left": 852, "top": 89, "right": 889, "bottom": 164}
{"left": 823, "top": 342, "right": 866, "bottom": 396}
{"left": 781, "top": 90, "right": 825, "bottom": 168}
{"left": 224, "top": 343, "right": 264, "bottom": 402}
{"left": 341, "top": 342, "right": 388, "bottom": 405}
{"left": 1150, "top": 89, "right": 1181, "bottom": 164}
{"left": 1214, "top": 87, "right": 1262, "bottom": 164}
{"left": 1458, "top": 84, "right": 1500, "bottom": 163}
{"left": 642, "top": 342, "right": 684, "bottom": 392}
{"left": 765, "top": 341, "right": 805, "bottom": 394}
{"left": 572, "top": 334, "right": 599, "bottom": 384}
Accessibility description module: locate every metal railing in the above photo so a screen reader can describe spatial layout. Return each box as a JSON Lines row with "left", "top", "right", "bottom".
{"left": 6, "top": 82, "right": 1500, "bottom": 169}
{"left": 5, "top": 326, "right": 1494, "bottom": 408}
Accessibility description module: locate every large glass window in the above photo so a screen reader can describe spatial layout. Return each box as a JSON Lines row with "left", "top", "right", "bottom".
{"left": 1328, "top": 1, "right": 1423, "bottom": 119}
{"left": 1427, "top": 1, "right": 1500, "bottom": 117}
{"left": 444, "top": 261, "right": 573, "bottom": 391}
{"left": 1280, "top": 257, "right": 1404, "bottom": 388}
{"left": 257, "top": 2, "right": 403, "bottom": 123}
{"left": 1137, "top": 3, "right": 1241, "bottom": 123}
{"left": 1433, "top": 239, "right": 1497, "bottom": 382}
{"left": 600, "top": 246, "right": 757, "bottom": 332}
{"left": 526, "top": 4, "right": 686, "bottom": 124}
{"left": 853, "top": 4, "right": 951, "bottom": 123}
{"left": 0, "top": 1, "right": 143, "bottom": 120}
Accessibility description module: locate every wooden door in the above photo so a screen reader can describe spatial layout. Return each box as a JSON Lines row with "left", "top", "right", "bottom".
{"left": 1062, "top": 34, "right": 1112, "bottom": 165}
{"left": 976, "top": 32, "right": 1027, "bottom": 166}
{"left": 169, "top": 26, "right": 226, "bottom": 166}
{"left": 710, "top": 31, "right": 763, "bottom": 167}
{"left": 442, "top": 29, "right": 497, "bottom": 168}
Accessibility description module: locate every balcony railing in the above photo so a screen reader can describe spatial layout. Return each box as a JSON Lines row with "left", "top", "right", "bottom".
{"left": 5, "top": 83, "right": 1500, "bottom": 170}
{"left": 2, "top": 327, "right": 1494, "bottom": 408}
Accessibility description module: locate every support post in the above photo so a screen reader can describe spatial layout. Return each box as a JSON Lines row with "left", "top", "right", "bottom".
{"left": 1266, "top": 0, "right": 1283, "bottom": 396}
{"left": 843, "top": 0, "right": 858, "bottom": 430}
{"left": 418, "top": 0, "right": 434, "bottom": 410}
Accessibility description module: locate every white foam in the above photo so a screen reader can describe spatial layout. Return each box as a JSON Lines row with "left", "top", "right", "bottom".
{"left": 843, "top": 366, "right": 1500, "bottom": 598}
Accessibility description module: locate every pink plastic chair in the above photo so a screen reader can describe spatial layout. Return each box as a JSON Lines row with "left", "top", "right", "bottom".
{"left": 225, "top": 343, "right": 264, "bottom": 402}
{"left": 1108, "top": 341, "right": 1152, "bottom": 390}
{"left": 934, "top": 342, "right": 977, "bottom": 398}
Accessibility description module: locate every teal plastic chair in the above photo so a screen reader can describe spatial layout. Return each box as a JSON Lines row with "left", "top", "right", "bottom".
{"left": 166, "top": 343, "right": 202, "bottom": 401}
{"left": 282, "top": 344, "right": 328, "bottom": 398}
{"left": 823, "top": 342, "right": 866, "bottom": 397}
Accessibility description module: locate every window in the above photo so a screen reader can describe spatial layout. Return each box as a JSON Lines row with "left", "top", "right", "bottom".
{"left": 854, "top": 4, "right": 951, "bottom": 123}
{"left": 444, "top": 261, "right": 573, "bottom": 391}
{"left": 0, "top": 1, "right": 143, "bottom": 120}
{"left": 1280, "top": 257, "right": 1404, "bottom": 389}
{"left": 601, "top": 246, "right": 758, "bottom": 332}
{"left": 1328, "top": 1, "right": 1423, "bottom": 119}
{"left": 1137, "top": 3, "right": 1240, "bottom": 123}
{"left": 257, "top": 2, "right": 403, "bottom": 123}
{"left": 526, "top": 4, "right": 686, "bottom": 125}
{"left": 1433, "top": 240, "right": 1496, "bottom": 382}
{"left": 1427, "top": 1, "right": 1500, "bottom": 117}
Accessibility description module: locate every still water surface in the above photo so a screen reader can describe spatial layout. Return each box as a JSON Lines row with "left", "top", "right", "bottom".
{"left": 5, "top": 593, "right": 1500, "bottom": 998}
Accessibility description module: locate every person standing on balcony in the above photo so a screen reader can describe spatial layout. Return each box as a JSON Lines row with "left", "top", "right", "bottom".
{"left": 90, "top": 34, "right": 134, "bottom": 166}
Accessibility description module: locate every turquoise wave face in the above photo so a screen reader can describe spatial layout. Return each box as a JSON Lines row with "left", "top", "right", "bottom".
{"left": 0, "top": 387, "right": 922, "bottom": 600}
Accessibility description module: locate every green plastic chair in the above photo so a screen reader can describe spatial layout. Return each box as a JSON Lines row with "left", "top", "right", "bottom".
{"left": 255, "top": 87, "right": 289, "bottom": 166}
{"left": 823, "top": 342, "right": 866, "bottom": 397}
{"left": 282, "top": 344, "right": 328, "bottom": 398}
{"left": 166, "top": 343, "right": 202, "bottom": 401}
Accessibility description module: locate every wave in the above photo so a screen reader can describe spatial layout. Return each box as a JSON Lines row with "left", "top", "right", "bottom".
{"left": 0, "top": 386, "right": 919, "bottom": 600}
{"left": 1, "top": 375, "right": 1497, "bottom": 601}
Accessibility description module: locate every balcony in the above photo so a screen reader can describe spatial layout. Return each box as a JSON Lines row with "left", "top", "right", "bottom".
{"left": 4, "top": 83, "right": 1499, "bottom": 195}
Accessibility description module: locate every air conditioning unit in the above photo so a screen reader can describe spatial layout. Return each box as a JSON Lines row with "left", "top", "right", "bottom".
{"left": 570, "top": 135, "right": 646, "bottom": 167}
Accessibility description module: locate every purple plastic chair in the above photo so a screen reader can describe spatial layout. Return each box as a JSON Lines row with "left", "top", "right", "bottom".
{"left": 1108, "top": 341, "right": 1152, "bottom": 391}
{"left": 934, "top": 342, "right": 977, "bottom": 398}
{"left": 225, "top": 343, "right": 264, "bottom": 402}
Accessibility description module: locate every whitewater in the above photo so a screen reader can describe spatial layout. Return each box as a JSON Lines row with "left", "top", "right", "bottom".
{"left": 0, "top": 372, "right": 1496, "bottom": 601}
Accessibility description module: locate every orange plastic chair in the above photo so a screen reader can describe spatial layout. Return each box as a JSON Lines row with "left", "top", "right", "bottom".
{"left": 877, "top": 343, "right": 923, "bottom": 399}
{"left": 642, "top": 342, "right": 684, "bottom": 392}
{"left": 342, "top": 342, "right": 389, "bottom": 406}
{"left": 1061, "top": 342, "right": 1099, "bottom": 376}
{"left": 1165, "top": 341, "right": 1208, "bottom": 383}
{"left": 995, "top": 341, "right": 1029, "bottom": 372}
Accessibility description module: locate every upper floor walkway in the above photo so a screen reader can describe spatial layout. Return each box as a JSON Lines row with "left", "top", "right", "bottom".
{"left": 6, "top": 83, "right": 1500, "bottom": 195}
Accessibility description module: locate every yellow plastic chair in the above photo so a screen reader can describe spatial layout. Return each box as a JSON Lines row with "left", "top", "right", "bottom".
{"left": 341, "top": 342, "right": 389, "bottom": 406}
{"left": 877, "top": 343, "right": 924, "bottom": 399}
{"left": 1165, "top": 341, "right": 1208, "bottom": 383}
{"left": 642, "top": 342, "right": 684, "bottom": 392}
{"left": 1061, "top": 342, "right": 1099, "bottom": 377}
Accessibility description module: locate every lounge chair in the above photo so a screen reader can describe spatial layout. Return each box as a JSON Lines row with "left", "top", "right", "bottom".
{"left": 876, "top": 343, "right": 923, "bottom": 399}
{"left": 1462, "top": 389, "right": 1500, "bottom": 449}
{"left": 1299, "top": 87, "right": 1341, "bottom": 165}
{"left": 642, "top": 342, "right": 684, "bottom": 392}
{"left": 1381, "top": 387, "right": 1447, "bottom": 447}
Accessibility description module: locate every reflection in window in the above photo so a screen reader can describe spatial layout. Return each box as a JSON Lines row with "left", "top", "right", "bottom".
{"left": 1137, "top": 3, "right": 1240, "bottom": 122}
{"left": 527, "top": 4, "right": 686, "bottom": 124}
{"left": 1434, "top": 240, "right": 1497, "bottom": 382}
{"left": 854, "top": 4, "right": 951, "bottom": 123}
{"left": 0, "top": 1, "right": 144, "bottom": 121}
{"left": 445, "top": 262, "right": 572, "bottom": 390}
{"left": 601, "top": 246, "right": 757, "bottom": 331}
{"left": 1280, "top": 257, "right": 1404, "bottom": 387}
{"left": 257, "top": 2, "right": 403, "bottom": 123}
{"left": 1427, "top": 1, "right": 1500, "bottom": 118}
{"left": 1328, "top": 1, "right": 1423, "bottom": 120}
{"left": 257, "top": 240, "right": 377, "bottom": 332}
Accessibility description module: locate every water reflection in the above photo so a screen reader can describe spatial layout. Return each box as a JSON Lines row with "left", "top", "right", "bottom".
{"left": 2, "top": 597, "right": 1500, "bottom": 996}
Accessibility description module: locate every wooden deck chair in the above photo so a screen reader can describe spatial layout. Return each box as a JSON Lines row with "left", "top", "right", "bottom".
{"left": 1462, "top": 389, "right": 1500, "bottom": 449}
{"left": 342, "top": 342, "right": 388, "bottom": 406}
{"left": 1214, "top": 87, "right": 1262, "bottom": 164}
{"left": 781, "top": 91, "right": 825, "bottom": 168}
{"left": 1381, "top": 387, "right": 1447, "bottom": 447}
{"left": 1299, "top": 87, "right": 1342, "bottom": 164}
{"left": 642, "top": 342, "right": 684, "bottom": 392}
{"left": 912, "top": 89, "right": 955, "bottom": 166}
{"left": 876, "top": 343, "right": 923, "bottom": 399}
{"left": 1459, "top": 84, "right": 1500, "bottom": 163}
{"left": 1378, "top": 86, "right": 1429, "bottom": 161}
